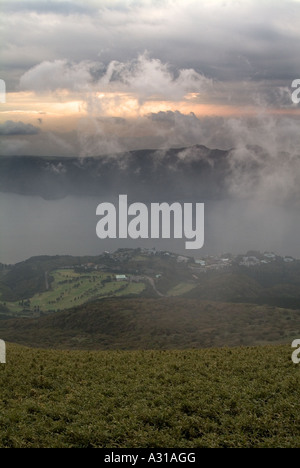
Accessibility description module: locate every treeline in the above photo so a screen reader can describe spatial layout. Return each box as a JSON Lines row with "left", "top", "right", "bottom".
{"left": 0, "top": 298, "right": 299, "bottom": 350}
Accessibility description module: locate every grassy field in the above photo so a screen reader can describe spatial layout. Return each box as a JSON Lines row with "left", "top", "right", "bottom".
{"left": 5, "top": 269, "right": 145, "bottom": 316}
{"left": 167, "top": 283, "right": 197, "bottom": 297}
{"left": 0, "top": 343, "right": 299, "bottom": 448}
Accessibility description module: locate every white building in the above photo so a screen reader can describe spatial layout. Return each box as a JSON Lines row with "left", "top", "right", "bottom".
{"left": 115, "top": 275, "right": 128, "bottom": 281}
{"left": 284, "top": 257, "right": 294, "bottom": 263}
{"left": 240, "top": 256, "right": 260, "bottom": 267}
{"left": 264, "top": 253, "right": 276, "bottom": 259}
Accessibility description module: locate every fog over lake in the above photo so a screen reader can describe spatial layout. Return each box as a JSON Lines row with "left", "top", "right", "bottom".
{"left": 1, "top": 193, "right": 299, "bottom": 265}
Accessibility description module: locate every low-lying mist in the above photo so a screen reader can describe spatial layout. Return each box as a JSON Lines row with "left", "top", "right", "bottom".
{"left": 0, "top": 193, "right": 299, "bottom": 265}
{"left": 1, "top": 113, "right": 300, "bottom": 264}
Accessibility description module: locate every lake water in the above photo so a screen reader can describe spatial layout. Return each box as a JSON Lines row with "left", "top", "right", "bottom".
{"left": 0, "top": 193, "right": 299, "bottom": 264}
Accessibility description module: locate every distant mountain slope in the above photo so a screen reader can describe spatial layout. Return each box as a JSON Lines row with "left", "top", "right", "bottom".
{"left": 0, "top": 255, "right": 104, "bottom": 301}
{"left": 0, "top": 145, "right": 230, "bottom": 200}
{"left": 2, "top": 250, "right": 300, "bottom": 309}
{"left": 0, "top": 298, "right": 299, "bottom": 350}
{"left": 184, "top": 273, "right": 263, "bottom": 301}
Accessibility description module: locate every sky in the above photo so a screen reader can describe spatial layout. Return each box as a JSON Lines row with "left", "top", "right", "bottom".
{"left": 1, "top": 0, "right": 300, "bottom": 262}
{"left": 1, "top": 0, "right": 300, "bottom": 156}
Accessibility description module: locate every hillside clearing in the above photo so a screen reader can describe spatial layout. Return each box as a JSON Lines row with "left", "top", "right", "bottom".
{"left": 3, "top": 269, "right": 146, "bottom": 316}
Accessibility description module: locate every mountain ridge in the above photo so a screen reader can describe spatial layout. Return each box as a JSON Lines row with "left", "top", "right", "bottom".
{"left": 0, "top": 144, "right": 230, "bottom": 200}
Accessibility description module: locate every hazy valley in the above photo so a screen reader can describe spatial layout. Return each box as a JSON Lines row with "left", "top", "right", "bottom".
{"left": 0, "top": 248, "right": 300, "bottom": 350}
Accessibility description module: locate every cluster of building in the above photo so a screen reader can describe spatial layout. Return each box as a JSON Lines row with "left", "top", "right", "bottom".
{"left": 192, "top": 251, "right": 296, "bottom": 271}
{"left": 60, "top": 249, "right": 297, "bottom": 278}
{"left": 238, "top": 252, "right": 295, "bottom": 267}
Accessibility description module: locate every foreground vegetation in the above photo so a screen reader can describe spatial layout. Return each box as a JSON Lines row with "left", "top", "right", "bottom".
{"left": 0, "top": 344, "right": 299, "bottom": 448}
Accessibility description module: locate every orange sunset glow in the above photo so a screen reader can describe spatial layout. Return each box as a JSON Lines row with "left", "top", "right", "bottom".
{"left": 1, "top": 0, "right": 300, "bottom": 159}
{"left": 2, "top": 90, "right": 300, "bottom": 134}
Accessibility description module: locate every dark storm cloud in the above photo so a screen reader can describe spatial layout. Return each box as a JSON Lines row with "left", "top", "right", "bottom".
{"left": 2, "top": 0, "right": 96, "bottom": 15}
{"left": 0, "top": 120, "right": 41, "bottom": 136}
{"left": 2, "top": 0, "right": 300, "bottom": 92}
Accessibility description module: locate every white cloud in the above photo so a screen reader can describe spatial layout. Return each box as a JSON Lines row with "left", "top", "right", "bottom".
{"left": 19, "top": 60, "right": 97, "bottom": 92}
{"left": 98, "top": 53, "right": 212, "bottom": 102}
{"left": 19, "top": 53, "right": 213, "bottom": 106}
{"left": 76, "top": 117, "right": 124, "bottom": 157}
{"left": 223, "top": 115, "right": 300, "bottom": 203}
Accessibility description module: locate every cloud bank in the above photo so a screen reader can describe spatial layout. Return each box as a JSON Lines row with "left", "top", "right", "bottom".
{"left": 19, "top": 53, "right": 212, "bottom": 103}
{"left": 0, "top": 120, "right": 41, "bottom": 136}
{"left": 3, "top": 0, "right": 300, "bottom": 91}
